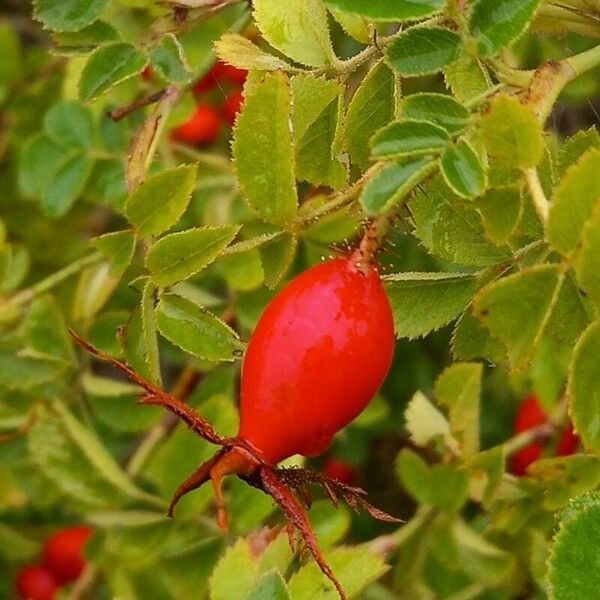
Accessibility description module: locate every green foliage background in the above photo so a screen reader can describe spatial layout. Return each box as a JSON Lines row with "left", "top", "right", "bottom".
{"left": 1, "top": 0, "right": 600, "bottom": 598}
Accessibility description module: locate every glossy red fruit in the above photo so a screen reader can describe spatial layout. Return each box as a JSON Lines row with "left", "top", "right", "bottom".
{"left": 15, "top": 565, "right": 59, "bottom": 600}
{"left": 556, "top": 421, "right": 580, "bottom": 456}
{"left": 324, "top": 457, "right": 357, "bottom": 486}
{"left": 222, "top": 90, "right": 244, "bottom": 125}
{"left": 511, "top": 393, "right": 546, "bottom": 476}
{"left": 238, "top": 255, "right": 395, "bottom": 465}
{"left": 173, "top": 104, "right": 220, "bottom": 145}
{"left": 220, "top": 63, "right": 248, "bottom": 85}
{"left": 43, "top": 526, "right": 93, "bottom": 583}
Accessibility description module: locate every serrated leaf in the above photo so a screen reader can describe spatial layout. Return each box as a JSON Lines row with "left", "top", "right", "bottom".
{"left": 547, "top": 148, "right": 600, "bottom": 255}
{"left": 156, "top": 294, "right": 244, "bottom": 362}
{"left": 259, "top": 232, "right": 297, "bottom": 289}
{"left": 400, "top": 93, "right": 470, "bottom": 135}
{"left": 288, "top": 546, "right": 388, "bottom": 600}
{"left": 371, "top": 119, "right": 449, "bottom": 160}
{"left": 141, "top": 281, "right": 162, "bottom": 385}
{"left": 409, "top": 177, "right": 509, "bottom": 267}
{"left": 91, "top": 231, "right": 135, "bottom": 277}
{"left": 477, "top": 187, "right": 523, "bottom": 245}
{"left": 480, "top": 95, "right": 544, "bottom": 168}
{"left": 42, "top": 152, "right": 93, "bottom": 218}
{"left": 361, "top": 158, "right": 435, "bottom": 215}
{"left": 291, "top": 74, "right": 347, "bottom": 189}
{"left": 210, "top": 538, "right": 258, "bottom": 600}
{"left": 569, "top": 321, "right": 600, "bottom": 454}
{"left": 325, "top": 0, "right": 445, "bottom": 21}
{"left": 149, "top": 34, "right": 192, "bottom": 85}
{"left": 346, "top": 61, "right": 395, "bottom": 169}
{"left": 451, "top": 309, "right": 507, "bottom": 363}
{"left": 18, "top": 134, "right": 65, "bottom": 199}
{"left": 384, "top": 272, "right": 477, "bottom": 339}
{"left": 73, "top": 261, "right": 118, "bottom": 321}
{"left": 548, "top": 493, "right": 600, "bottom": 599}
{"left": 444, "top": 55, "right": 491, "bottom": 104}
{"left": 147, "top": 226, "right": 239, "bottom": 287}
{"left": 386, "top": 27, "right": 462, "bottom": 77}
{"left": 440, "top": 139, "right": 486, "bottom": 200}
{"left": 34, "top": 0, "right": 110, "bottom": 32}
{"left": 247, "top": 570, "right": 291, "bottom": 600}
{"left": 26, "top": 295, "right": 74, "bottom": 364}
{"left": 215, "top": 34, "right": 293, "bottom": 71}
{"left": 79, "top": 42, "right": 147, "bottom": 103}
{"left": 125, "top": 165, "right": 197, "bottom": 237}
{"left": 472, "top": 265, "right": 561, "bottom": 368}
{"left": 470, "top": 0, "right": 540, "bottom": 56}
{"left": 574, "top": 204, "right": 600, "bottom": 307}
{"left": 328, "top": 8, "right": 369, "bottom": 43}
{"left": 435, "top": 363, "right": 482, "bottom": 456}
{"left": 253, "top": 0, "right": 333, "bottom": 67}
{"left": 233, "top": 73, "right": 298, "bottom": 227}
{"left": 404, "top": 391, "right": 458, "bottom": 452}
{"left": 51, "top": 20, "right": 118, "bottom": 56}
{"left": 44, "top": 100, "right": 95, "bottom": 148}
{"left": 558, "top": 128, "right": 600, "bottom": 177}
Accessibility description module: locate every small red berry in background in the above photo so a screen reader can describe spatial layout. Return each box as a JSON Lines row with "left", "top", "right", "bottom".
{"left": 324, "top": 457, "right": 357, "bottom": 486}
{"left": 15, "top": 565, "right": 59, "bottom": 600}
{"left": 43, "top": 526, "right": 93, "bottom": 583}
{"left": 556, "top": 421, "right": 580, "bottom": 456}
{"left": 220, "top": 63, "right": 248, "bottom": 85}
{"left": 222, "top": 90, "right": 244, "bottom": 125}
{"left": 141, "top": 65, "right": 153, "bottom": 81}
{"left": 173, "top": 104, "right": 221, "bottom": 145}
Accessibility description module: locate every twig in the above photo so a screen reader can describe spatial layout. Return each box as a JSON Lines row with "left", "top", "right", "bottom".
{"left": 108, "top": 88, "right": 173, "bottom": 122}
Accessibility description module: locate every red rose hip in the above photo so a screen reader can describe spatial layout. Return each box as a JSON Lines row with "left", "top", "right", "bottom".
{"left": 511, "top": 394, "right": 547, "bottom": 476}
{"left": 173, "top": 104, "right": 220, "bottom": 145}
{"left": 43, "top": 526, "right": 93, "bottom": 583}
{"left": 15, "top": 565, "right": 59, "bottom": 600}
{"left": 324, "top": 457, "right": 358, "bottom": 486}
{"left": 222, "top": 90, "right": 244, "bottom": 125}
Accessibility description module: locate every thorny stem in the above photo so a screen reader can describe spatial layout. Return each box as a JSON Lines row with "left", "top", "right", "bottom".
{"left": 0, "top": 252, "right": 102, "bottom": 310}
{"left": 524, "top": 168, "right": 550, "bottom": 224}
{"left": 356, "top": 213, "right": 396, "bottom": 273}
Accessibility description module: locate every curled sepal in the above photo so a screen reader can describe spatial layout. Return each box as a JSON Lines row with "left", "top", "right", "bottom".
{"left": 70, "top": 330, "right": 225, "bottom": 446}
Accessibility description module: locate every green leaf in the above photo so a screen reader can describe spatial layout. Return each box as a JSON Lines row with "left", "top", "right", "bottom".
{"left": 371, "top": 120, "right": 449, "bottom": 160}
{"left": 396, "top": 449, "right": 469, "bottom": 511}
{"left": 400, "top": 93, "right": 470, "bottom": 135}
{"left": 18, "top": 134, "right": 65, "bottom": 199}
{"left": 440, "top": 139, "right": 486, "bottom": 200}
{"left": 404, "top": 391, "right": 457, "bottom": 452}
{"left": 327, "top": 8, "right": 370, "bottom": 43}
{"left": 569, "top": 321, "right": 600, "bottom": 454}
{"left": 156, "top": 294, "right": 245, "bottom": 362}
{"left": 247, "top": 570, "right": 291, "bottom": 600}
{"left": 558, "top": 128, "right": 600, "bottom": 177}
{"left": 149, "top": 34, "right": 192, "bottom": 85}
{"left": 547, "top": 148, "right": 600, "bottom": 255}
{"left": 346, "top": 61, "right": 395, "bottom": 169}
{"left": 259, "top": 232, "right": 297, "bottom": 289}
{"left": 386, "top": 27, "right": 462, "bottom": 77}
{"left": 42, "top": 152, "right": 93, "bottom": 218}
{"left": 477, "top": 187, "right": 523, "bottom": 245}
{"left": 141, "top": 281, "right": 162, "bottom": 385}
{"left": 574, "top": 204, "right": 600, "bottom": 307}
{"left": 409, "top": 177, "right": 509, "bottom": 267}
{"left": 548, "top": 493, "right": 600, "bottom": 599}
{"left": 325, "top": 0, "right": 445, "bottom": 21}
{"left": 125, "top": 165, "right": 197, "bottom": 237}
{"left": 288, "top": 546, "right": 388, "bottom": 600}
{"left": 147, "top": 226, "right": 239, "bottom": 287}
{"left": 360, "top": 158, "right": 435, "bottom": 215}
{"left": 480, "top": 95, "right": 544, "bottom": 168}
{"left": 472, "top": 265, "right": 561, "bottom": 368}
{"left": 44, "top": 100, "right": 95, "bottom": 148}
{"left": 233, "top": 73, "right": 298, "bottom": 227}
{"left": 470, "top": 0, "right": 541, "bottom": 56}
{"left": 252, "top": 0, "right": 333, "bottom": 67}
{"left": 215, "top": 34, "right": 293, "bottom": 71}
{"left": 51, "top": 20, "right": 119, "bottom": 56}
{"left": 444, "top": 55, "right": 491, "bottom": 104}
{"left": 0, "top": 21, "right": 22, "bottom": 87}
{"left": 435, "top": 363, "right": 482, "bottom": 456}
{"left": 384, "top": 272, "right": 477, "bottom": 339}
{"left": 25, "top": 295, "right": 74, "bottom": 364}
{"left": 451, "top": 309, "right": 507, "bottom": 363}
{"left": 79, "top": 42, "right": 147, "bottom": 103}
{"left": 291, "top": 74, "right": 347, "bottom": 190}
{"left": 73, "top": 261, "right": 118, "bottom": 322}
{"left": 91, "top": 231, "right": 135, "bottom": 277}
{"left": 34, "top": 0, "right": 110, "bottom": 32}
{"left": 209, "top": 538, "right": 258, "bottom": 600}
